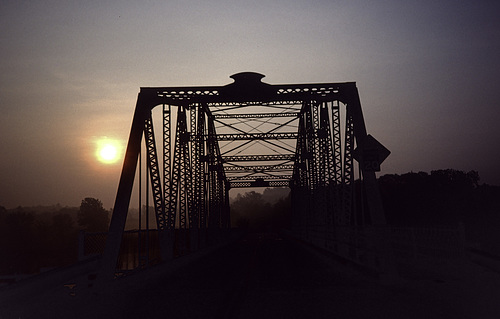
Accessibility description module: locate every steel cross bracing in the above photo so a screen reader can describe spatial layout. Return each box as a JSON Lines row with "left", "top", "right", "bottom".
{"left": 100, "top": 72, "right": 395, "bottom": 282}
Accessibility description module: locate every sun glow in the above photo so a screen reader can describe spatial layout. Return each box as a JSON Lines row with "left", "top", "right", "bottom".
{"left": 96, "top": 139, "right": 122, "bottom": 164}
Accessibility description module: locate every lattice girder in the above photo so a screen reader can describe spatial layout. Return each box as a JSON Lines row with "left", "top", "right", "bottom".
{"left": 100, "top": 72, "right": 393, "bottom": 281}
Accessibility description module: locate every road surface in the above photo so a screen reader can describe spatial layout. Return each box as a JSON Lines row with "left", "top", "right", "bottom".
{"left": 1, "top": 232, "right": 500, "bottom": 318}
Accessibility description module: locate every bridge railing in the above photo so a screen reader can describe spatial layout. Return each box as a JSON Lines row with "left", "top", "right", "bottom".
{"left": 390, "top": 225, "right": 466, "bottom": 261}
{"left": 79, "top": 228, "right": 235, "bottom": 274}
{"left": 79, "top": 230, "right": 161, "bottom": 271}
{"left": 290, "top": 224, "right": 466, "bottom": 273}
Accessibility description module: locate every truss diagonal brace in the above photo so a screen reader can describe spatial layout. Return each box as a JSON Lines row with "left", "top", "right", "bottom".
{"left": 144, "top": 114, "right": 165, "bottom": 229}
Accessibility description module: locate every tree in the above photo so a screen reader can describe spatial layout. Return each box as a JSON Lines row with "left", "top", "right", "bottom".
{"left": 231, "top": 191, "right": 271, "bottom": 230}
{"left": 230, "top": 190, "right": 291, "bottom": 231}
{"left": 77, "top": 197, "right": 110, "bottom": 232}
{"left": 48, "top": 213, "right": 78, "bottom": 265}
{"left": 379, "top": 169, "right": 483, "bottom": 226}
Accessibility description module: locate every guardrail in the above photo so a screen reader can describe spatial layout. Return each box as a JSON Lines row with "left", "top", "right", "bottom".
{"left": 289, "top": 224, "right": 466, "bottom": 275}
{"left": 79, "top": 230, "right": 160, "bottom": 270}
{"left": 79, "top": 228, "right": 237, "bottom": 272}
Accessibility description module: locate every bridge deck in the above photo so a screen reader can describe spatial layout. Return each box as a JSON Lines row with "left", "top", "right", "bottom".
{"left": 1, "top": 233, "right": 500, "bottom": 318}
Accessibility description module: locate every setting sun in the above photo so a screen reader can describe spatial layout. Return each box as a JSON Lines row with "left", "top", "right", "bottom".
{"left": 96, "top": 139, "right": 122, "bottom": 164}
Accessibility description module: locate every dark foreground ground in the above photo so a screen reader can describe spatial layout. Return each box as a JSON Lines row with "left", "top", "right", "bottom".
{"left": 1, "top": 232, "right": 500, "bottom": 318}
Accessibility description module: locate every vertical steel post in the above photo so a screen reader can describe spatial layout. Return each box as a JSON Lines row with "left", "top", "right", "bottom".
{"left": 162, "top": 104, "right": 174, "bottom": 261}
{"left": 344, "top": 84, "right": 398, "bottom": 280}
{"left": 138, "top": 145, "right": 142, "bottom": 266}
{"left": 145, "top": 156, "right": 150, "bottom": 265}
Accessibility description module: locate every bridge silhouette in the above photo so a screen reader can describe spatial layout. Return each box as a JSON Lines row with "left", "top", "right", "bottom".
{"left": 98, "top": 71, "right": 395, "bottom": 282}
{"left": 3, "top": 73, "right": 500, "bottom": 318}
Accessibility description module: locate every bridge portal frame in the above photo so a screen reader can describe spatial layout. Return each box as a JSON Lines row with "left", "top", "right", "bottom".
{"left": 99, "top": 72, "right": 393, "bottom": 282}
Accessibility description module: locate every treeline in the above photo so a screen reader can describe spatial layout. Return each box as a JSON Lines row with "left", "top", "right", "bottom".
{"left": 230, "top": 170, "right": 500, "bottom": 252}
{"left": 2, "top": 170, "right": 499, "bottom": 274}
{"left": 0, "top": 198, "right": 110, "bottom": 275}
{"left": 379, "top": 169, "right": 500, "bottom": 253}
{"left": 230, "top": 169, "right": 500, "bottom": 230}
{"left": 230, "top": 188, "right": 291, "bottom": 231}
{"left": 378, "top": 169, "right": 498, "bottom": 226}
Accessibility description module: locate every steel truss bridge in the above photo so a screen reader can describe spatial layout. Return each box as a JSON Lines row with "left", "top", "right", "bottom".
{"left": 99, "top": 72, "right": 394, "bottom": 281}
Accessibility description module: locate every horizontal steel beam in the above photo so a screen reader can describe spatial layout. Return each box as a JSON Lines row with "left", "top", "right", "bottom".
{"left": 224, "top": 164, "right": 295, "bottom": 172}
{"left": 214, "top": 112, "right": 299, "bottom": 119}
{"left": 227, "top": 175, "right": 292, "bottom": 181}
{"left": 222, "top": 154, "right": 295, "bottom": 162}
{"left": 140, "top": 82, "right": 352, "bottom": 106}
{"left": 230, "top": 180, "right": 291, "bottom": 188}
{"left": 216, "top": 132, "right": 298, "bottom": 141}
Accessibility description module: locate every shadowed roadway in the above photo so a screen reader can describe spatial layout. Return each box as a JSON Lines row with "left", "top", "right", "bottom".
{"left": 2, "top": 232, "right": 500, "bottom": 318}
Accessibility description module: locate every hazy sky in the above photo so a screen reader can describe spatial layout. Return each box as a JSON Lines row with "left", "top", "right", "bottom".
{"left": 1, "top": 0, "right": 499, "bottom": 209}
